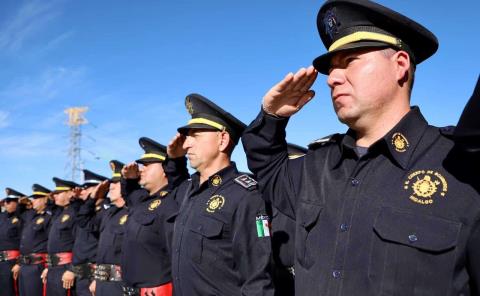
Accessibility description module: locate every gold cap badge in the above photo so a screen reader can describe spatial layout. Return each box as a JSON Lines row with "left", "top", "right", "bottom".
{"left": 206, "top": 195, "right": 225, "bottom": 213}
{"left": 186, "top": 98, "right": 194, "bottom": 115}
{"left": 392, "top": 133, "right": 409, "bottom": 152}
{"left": 149, "top": 199, "right": 162, "bottom": 211}
{"left": 211, "top": 175, "right": 222, "bottom": 186}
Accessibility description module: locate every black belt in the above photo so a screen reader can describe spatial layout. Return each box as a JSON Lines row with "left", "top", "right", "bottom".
{"left": 72, "top": 263, "right": 95, "bottom": 280}
{"left": 94, "top": 264, "right": 122, "bottom": 282}
{"left": 19, "top": 253, "right": 47, "bottom": 265}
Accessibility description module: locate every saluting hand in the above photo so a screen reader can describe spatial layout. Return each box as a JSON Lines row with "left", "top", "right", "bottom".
{"left": 167, "top": 133, "right": 187, "bottom": 158}
{"left": 262, "top": 66, "right": 318, "bottom": 117}
{"left": 122, "top": 162, "right": 140, "bottom": 179}
{"left": 91, "top": 180, "right": 109, "bottom": 200}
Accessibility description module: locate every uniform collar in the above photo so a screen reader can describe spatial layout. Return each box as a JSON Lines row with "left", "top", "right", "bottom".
{"left": 191, "top": 162, "right": 238, "bottom": 192}
{"left": 144, "top": 184, "right": 170, "bottom": 202}
{"left": 334, "top": 106, "right": 428, "bottom": 170}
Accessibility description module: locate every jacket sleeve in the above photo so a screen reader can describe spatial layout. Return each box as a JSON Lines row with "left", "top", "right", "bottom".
{"left": 467, "top": 217, "right": 480, "bottom": 295}
{"left": 242, "top": 108, "right": 303, "bottom": 219}
{"left": 76, "top": 198, "right": 101, "bottom": 233}
{"left": 163, "top": 156, "right": 190, "bottom": 190}
{"left": 233, "top": 189, "right": 274, "bottom": 296}
{"left": 121, "top": 178, "right": 146, "bottom": 208}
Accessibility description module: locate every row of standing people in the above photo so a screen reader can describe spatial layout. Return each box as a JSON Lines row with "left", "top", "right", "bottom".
{"left": 2, "top": 0, "right": 480, "bottom": 295}
{"left": 0, "top": 92, "right": 304, "bottom": 296}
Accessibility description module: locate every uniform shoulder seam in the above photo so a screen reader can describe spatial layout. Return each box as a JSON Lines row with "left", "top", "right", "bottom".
{"left": 308, "top": 133, "right": 341, "bottom": 149}
{"left": 234, "top": 174, "right": 258, "bottom": 191}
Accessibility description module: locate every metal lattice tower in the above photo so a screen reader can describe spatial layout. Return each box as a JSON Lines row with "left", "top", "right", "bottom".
{"left": 65, "top": 107, "right": 88, "bottom": 182}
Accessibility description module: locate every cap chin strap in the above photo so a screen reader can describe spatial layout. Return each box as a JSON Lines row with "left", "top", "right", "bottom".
{"left": 329, "top": 31, "right": 401, "bottom": 51}
{"left": 188, "top": 118, "right": 226, "bottom": 131}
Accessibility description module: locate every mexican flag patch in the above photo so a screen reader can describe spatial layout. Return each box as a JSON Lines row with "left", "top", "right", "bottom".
{"left": 256, "top": 215, "right": 271, "bottom": 237}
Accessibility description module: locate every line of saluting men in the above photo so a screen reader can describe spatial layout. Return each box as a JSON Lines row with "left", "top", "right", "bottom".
{"left": 2, "top": 0, "right": 480, "bottom": 296}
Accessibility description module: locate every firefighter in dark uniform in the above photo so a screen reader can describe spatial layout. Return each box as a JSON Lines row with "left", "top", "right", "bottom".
{"left": 120, "top": 137, "right": 178, "bottom": 296}
{"left": 89, "top": 160, "right": 128, "bottom": 296}
{"left": 13, "top": 184, "right": 53, "bottom": 296}
{"left": 268, "top": 143, "right": 307, "bottom": 296}
{"left": 166, "top": 93, "right": 274, "bottom": 295}
{"left": 242, "top": 0, "right": 480, "bottom": 295}
{"left": 0, "top": 188, "right": 23, "bottom": 296}
{"left": 42, "top": 178, "right": 80, "bottom": 296}
{"left": 72, "top": 170, "right": 108, "bottom": 296}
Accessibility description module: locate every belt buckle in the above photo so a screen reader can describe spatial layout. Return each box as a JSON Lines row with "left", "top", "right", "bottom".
{"left": 122, "top": 286, "right": 139, "bottom": 296}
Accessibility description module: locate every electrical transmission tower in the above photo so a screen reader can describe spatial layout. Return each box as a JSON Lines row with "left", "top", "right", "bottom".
{"left": 65, "top": 107, "right": 88, "bottom": 182}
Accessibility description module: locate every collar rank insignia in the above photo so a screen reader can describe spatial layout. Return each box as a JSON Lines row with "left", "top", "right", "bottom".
{"left": 211, "top": 175, "right": 222, "bottom": 186}
{"left": 95, "top": 205, "right": 102, "bottom": 212}
{"left": 61, "top": 214, "right": 70, "bottom": 223}
{"left": 159, "top": 191, "right": 168, "bottom": 197}
{"left": 36, "top": 217, "right": 45, "bottom": 225}
{"left": 119, "top": 214, "right": 128, "bottom": 225}
{"left": 404, "top": 170, "right": 448, "bottom": 205}
{"left": 392, "top": 132, "right": 409, "bottom": 152}
{"left": 103, "top": 204, "right": 111, "bottom": 210}
{"left": 206, "top": 195, "right": 225, "bottom": 213}
{"left": 148, "top": 199, "right": 161, "bottom": 211}
{"left": 234, "top": 175, "right": 257, "bottom": 191}
{"left": 11, "top": 217, "right": 19, "bottom": 224}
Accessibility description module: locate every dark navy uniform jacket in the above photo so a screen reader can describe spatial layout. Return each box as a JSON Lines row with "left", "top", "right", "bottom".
{"left": 121, "top": 182, "right": 178, "bottom": 288}
{"left": 169, "top": 161, "right": 274, "bottom": 296}
{"left": 73, "top": 198, "right": 108, "bottom": 265}
{"left": 95, "top": 205, "right": 128, "bottom": 265}
{"left": 0, "top": 211, "right": 22, "bottom": 251}
{"left": 19, "top": 209, "right": 53, "bottom": 254}
{"left": 242, "top": 107, "right": 480, "bottom": 296}
{"left": 47, "top": 204, "right": 78, "bottom": 254}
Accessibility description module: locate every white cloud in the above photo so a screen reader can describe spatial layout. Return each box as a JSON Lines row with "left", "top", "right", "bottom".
{"left": 0, "top": 0, "right": 62, "bottom": 51}
{"left": 0, "top": 66, "right": 88, "bottom": 108}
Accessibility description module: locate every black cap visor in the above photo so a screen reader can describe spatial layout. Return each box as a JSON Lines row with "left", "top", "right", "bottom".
{"left": 177, "top": 123, "right": 221, "bottom": 135}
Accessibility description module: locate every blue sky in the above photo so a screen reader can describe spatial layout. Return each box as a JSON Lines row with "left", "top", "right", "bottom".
{"left": 0, "top": 0, "right": 478, "bottom": 194}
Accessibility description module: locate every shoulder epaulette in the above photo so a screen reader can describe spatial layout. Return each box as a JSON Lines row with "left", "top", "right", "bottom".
{"left": 439, "top": 125, "right": 455, "bottom": 139}
{"left": 308, "top": 133, "right": 340, "bottom": 149}
{"left": 234, "top": 174, "right": 258, "bottom": 191}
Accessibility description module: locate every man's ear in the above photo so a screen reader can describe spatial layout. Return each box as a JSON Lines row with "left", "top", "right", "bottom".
{"left": 394, "top": 50, "right": 411, "bottom": 86}
{"left": 218, "top": 131, "right": 232, "bottom": 153}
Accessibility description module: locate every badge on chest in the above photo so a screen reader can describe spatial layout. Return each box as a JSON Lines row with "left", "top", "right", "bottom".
{"left": 404, "top": 170, "right": 448, "bottom": 205}
{"left": 206, "top": 195, "right": 225, "bottom": 213}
